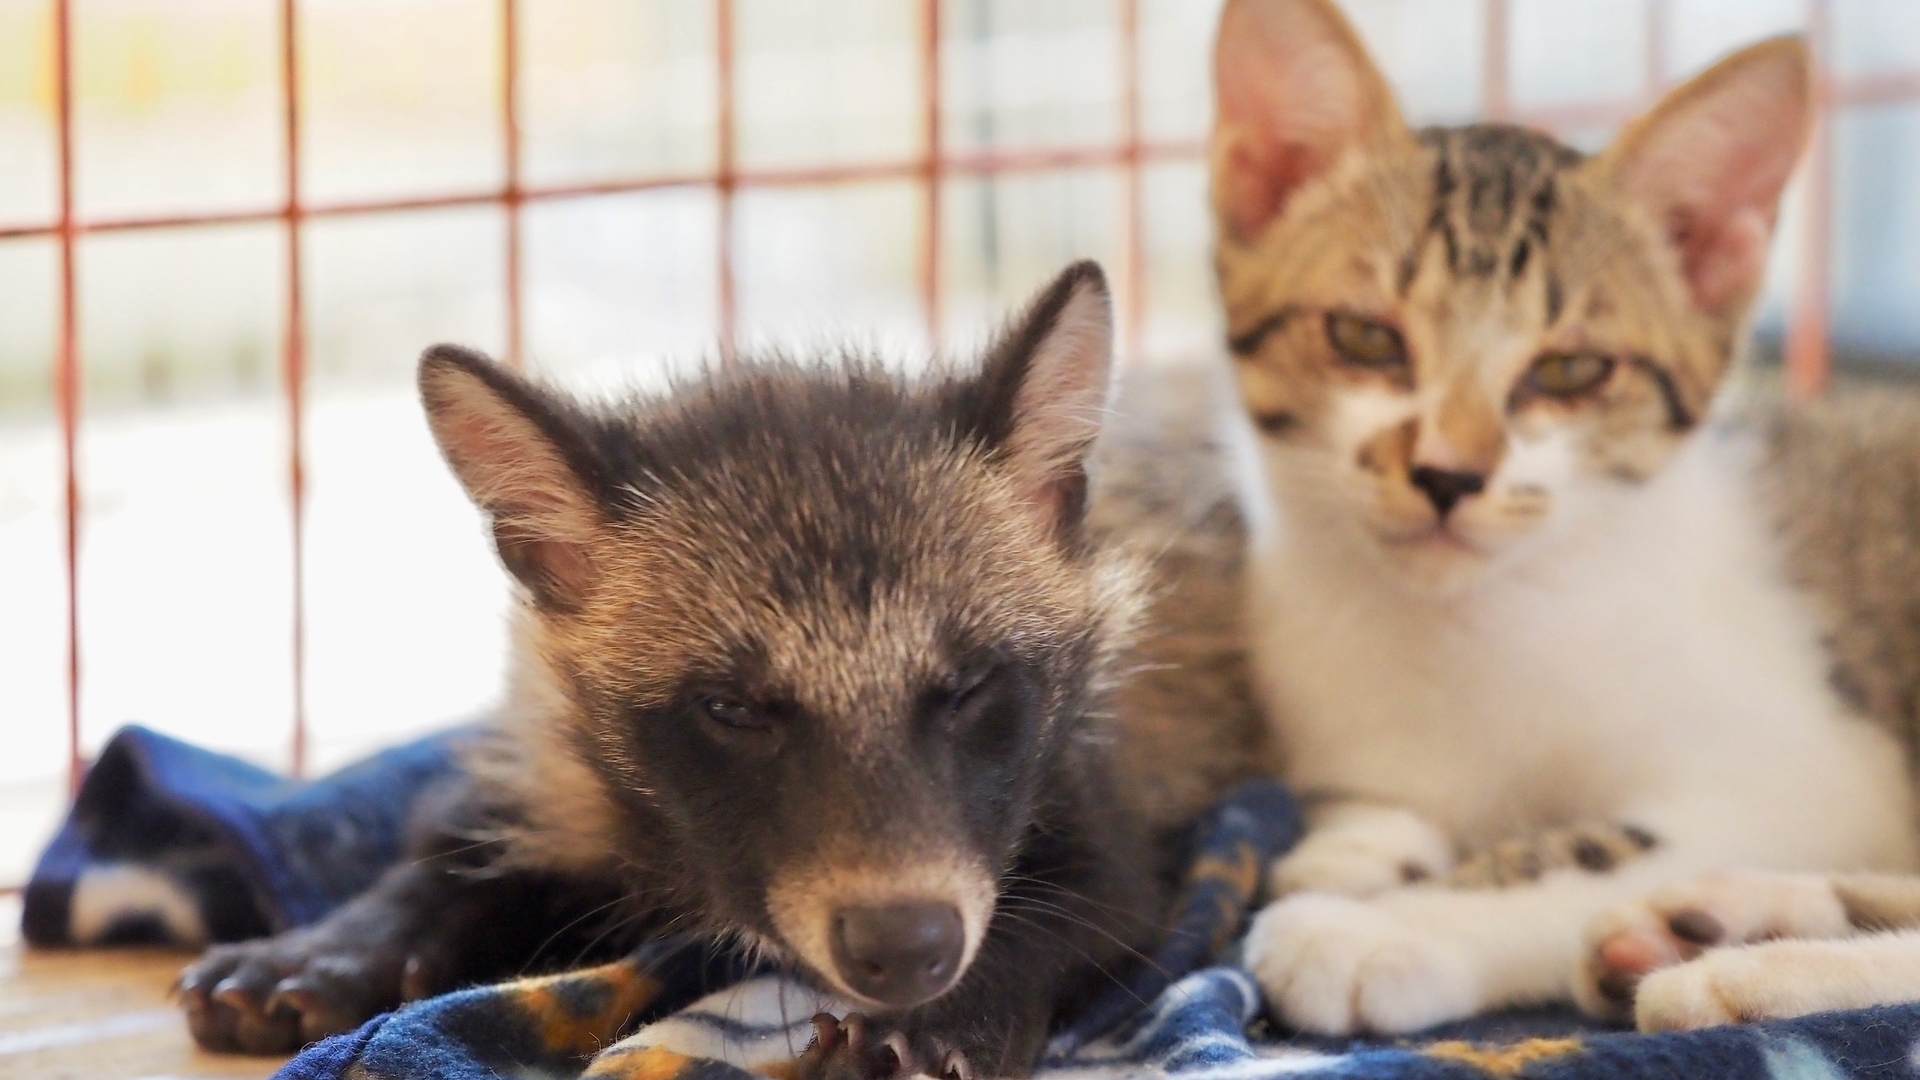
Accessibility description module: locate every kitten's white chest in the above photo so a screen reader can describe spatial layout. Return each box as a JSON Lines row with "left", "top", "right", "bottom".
{"left": 1245, "top": 430, "right": 1913, "bottom": 862}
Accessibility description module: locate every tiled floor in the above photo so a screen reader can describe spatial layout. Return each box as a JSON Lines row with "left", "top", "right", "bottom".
{"left": 0, "top": 901, "right": 284, "bottom": 1080}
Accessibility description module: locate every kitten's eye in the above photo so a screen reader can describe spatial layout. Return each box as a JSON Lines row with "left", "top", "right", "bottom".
{"left": 1525, "top": 351, "right": 1615, "bottom": 399}
{"left": 1324, "top": 312, "right": 1408, "bottom": 371}
{"left": 701, "top": 695, "right": 769, "bottom": 732}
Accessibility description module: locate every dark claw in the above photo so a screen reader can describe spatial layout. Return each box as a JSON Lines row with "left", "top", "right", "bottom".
{"left": 212, "top": 979, "right": 265, "bottom": 1017}
{"left": 1596, "top": 968, "right": 1639, "bottom": 1005}
{"left": 267, "top": 978, "right": 321, "bottom": 1017}
{"left": 231, "top": 1002, "right": 302, "bottom": 1055}
{"left": 1572, "top": 837, "right": 1615, "bottom": 872}
{"left": 878, "top": 1030, "right": 915, "bottom": 1076}
{"left": 173, "top": 971, "right": 211, "bottom": 1006}
{"left": 1668, "top": 909, "right": 1725, "bottom": 946}
{"left": 182, "top": 986, "right": 239, "bottom": 1050}
{"left": 841, "top": 1012, "right": 869, "bottom": 1054}
{"left": 798, "top": 1012, "right": 854, "bottom": 1080}
{"left": 935, "top": 1041, "right": 972, "bottom": 1080}
{"left": 401, "top": 955, "right": 432, "bottom": 1001}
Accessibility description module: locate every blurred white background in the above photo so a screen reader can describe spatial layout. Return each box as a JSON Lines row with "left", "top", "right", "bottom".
{"left": 1, "top": 0, "right": 1918, "bottom": 886}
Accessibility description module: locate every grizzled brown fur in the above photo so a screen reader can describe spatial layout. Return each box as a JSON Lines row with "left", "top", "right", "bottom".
{"left": 1763, "top": 384, "right": 1920, "bottom": 771}
{"left": 176, "top": 263, "right": 1265, "bottom": 1078}
{"left": 1090, "top": 361, "right": 1269, "bottom": 834}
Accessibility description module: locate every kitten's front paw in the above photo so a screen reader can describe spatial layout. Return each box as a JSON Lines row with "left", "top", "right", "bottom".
{"left": 176, "top": 927, "right": 409, "bottom": 1054}
{"left": 1244, "top": 894, "right": 1476, "bottom": 1036}
{"left": 795, "top": 1014, "right": 971, "bottom": 1080}
{"left": 1575, "top": 872, "right": 1849, "bottom": 1022}
{"left": 1270, "top": 811, "right": 1453, "bottom": 898}
{"left": 1635, "top": 937, "right": 1870, "bottom": 1032}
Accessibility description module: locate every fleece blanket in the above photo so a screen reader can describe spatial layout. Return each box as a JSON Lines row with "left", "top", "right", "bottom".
{"left": 26, "top": 724, "right": 1920, "bottom": 1080}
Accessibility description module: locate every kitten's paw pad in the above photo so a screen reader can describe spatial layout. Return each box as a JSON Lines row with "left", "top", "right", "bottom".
{"left": 1575, "top": 872, "right": 1848, "bottom": 1021}
{"left": 1270, "top": 816, "right": 1452, "bottom": 898}
{"left": 1244, "top": 894, "right": 1476, "bottom": 1036}
{"left": 796, "top": 1014, "right": 969, "bottom": 1080}
{"left": 177, "top": 933, "right": 406, "bottom": 1053}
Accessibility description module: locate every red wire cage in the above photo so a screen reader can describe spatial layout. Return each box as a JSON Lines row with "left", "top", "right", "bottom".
{"left": 3, "top": 0, "right": 1918, "bottom": 894}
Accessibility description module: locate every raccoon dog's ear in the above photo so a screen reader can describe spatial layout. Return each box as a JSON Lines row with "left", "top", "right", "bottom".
{"left": 418, "top": 344, "right": 603, "bottom": 610}
{"left": 971, "top": 260, "right": 1116, "bottom": 542}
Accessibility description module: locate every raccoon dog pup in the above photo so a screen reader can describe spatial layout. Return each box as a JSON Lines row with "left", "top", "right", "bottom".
{"left": 175, "top": 262, "right": 1264, "bottom": 1079}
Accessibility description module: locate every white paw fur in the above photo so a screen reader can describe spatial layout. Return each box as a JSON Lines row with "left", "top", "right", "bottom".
{"left": 1576, "top": 871, "right": 1852, "bottom": 1020}
{"left": 1634, "top": 934, "right": 1920, "bottom": 1032}
{"left": 1270, "top": 807, "right": 1454, "bottom": 898}
{"left": 1639, "top": 872, "right": 1852, "bottom": 942}
{"left": 1634, "top": 951, "right": 1765, "bottom": 1031}
{"left": 1244, "top": 893, "right": 1477, "bottom": 1036}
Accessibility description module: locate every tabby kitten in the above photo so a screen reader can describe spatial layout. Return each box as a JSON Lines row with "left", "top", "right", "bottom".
{"left": 1209, "top": 0, "right": 1919, "bottom": 1035}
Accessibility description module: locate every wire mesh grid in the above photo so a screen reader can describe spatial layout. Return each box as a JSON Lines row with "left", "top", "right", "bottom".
{"left": 2, "top": 0, "right": 1917, "bottom": 892}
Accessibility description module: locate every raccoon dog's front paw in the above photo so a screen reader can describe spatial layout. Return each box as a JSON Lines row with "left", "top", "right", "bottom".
{"left": 176, "top": 926, "right": 414, "bottom": 1054}
{"left": 796, "top": 1013, "right": 972, "bottom": 1080}
{"left": 1574, "top": 871, "right": 1850, "bottom": 1023}
{"left": 1244, "top": 893, "right": 1476, "bottom": 1036}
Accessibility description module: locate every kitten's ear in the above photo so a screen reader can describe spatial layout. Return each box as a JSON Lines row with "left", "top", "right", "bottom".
{"left": 1211, "top": 0, "right": 1407, "bottom": 243}
{"left": 1594, "top": 37, "right": 1811, "bottom": 318}
{"left": 418, "top": 344, "right": 604, "bottom": 609}
{"left": 971, "top": 261, "right": 1116, "bottom": 540}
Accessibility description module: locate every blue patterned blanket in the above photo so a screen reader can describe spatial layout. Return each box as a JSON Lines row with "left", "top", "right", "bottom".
{"left": 26, "top": 725, "right": 1920, "bottom": 1080}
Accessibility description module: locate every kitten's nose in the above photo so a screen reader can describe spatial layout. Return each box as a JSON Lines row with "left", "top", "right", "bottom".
{"left": 1409, "top": 465, "right": 1485, "bottom": 518}
{"left": 830, "top": 902, "right": 965, "bottom": 1006}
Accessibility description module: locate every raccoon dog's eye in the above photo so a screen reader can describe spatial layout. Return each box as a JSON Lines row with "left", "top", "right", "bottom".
{"left": 929, "top": 666, "right": 996, "bottom": 717}
{"left": 1524, "top": 351, "right": 1615, "bottom": 399}
{"left": 701, "top": 695, "right": 769, "bottom": 732}
{"left": 1324, "top": 312, "right": 1408, "bottom": 371}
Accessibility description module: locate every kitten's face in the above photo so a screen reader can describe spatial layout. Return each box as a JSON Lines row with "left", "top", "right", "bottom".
{"left": 1224, "top": 127, "right": 1721, "bottom": 587}
{"left": 1211, "top": 0, "right": 1809, "bottom": 591}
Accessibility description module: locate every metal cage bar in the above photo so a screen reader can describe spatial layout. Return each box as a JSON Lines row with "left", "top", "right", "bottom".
{"left": 921, "top": 0, "right": 943, "bottom": 347}
{"left": 1787, "top": 0, "right": 1834, "bottom": 398}
{"left": 1645, "top": 0, "right": 1669, "bottom": 93}
{"left": 54, "top": 0, "right": 81, "bottom": 795}
{"left": 1482, "top": 0, "right": 1512, "bottom": 123}
{"left": 503, "top": 0, "right": 526, "bottom": 370}
{"left": 716, "top": 0, "right": 738, "bottom": 361}
{"left": 0, "top": 143, "right": 1213, "bottom": 243}
{"left": 1119, "top": 0, "right": 1145, "bottom": 365}
{"left": 279, "top": 0, "right": 311, "bottom": 778}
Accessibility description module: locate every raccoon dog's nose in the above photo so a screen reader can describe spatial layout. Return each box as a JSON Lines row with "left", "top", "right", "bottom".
{"left": 830, "top": 902, "right": 965, "bottom": 1006}
{"left": 1409, "top": 465, "right": 1485, "bottom": 518}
